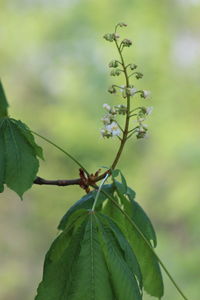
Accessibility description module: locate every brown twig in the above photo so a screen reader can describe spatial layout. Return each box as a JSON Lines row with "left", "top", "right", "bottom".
{"left": 33, "top": 168, "right": 110, "bottom": 192}
{"left": 34, "top": 176, "right": 81, "bottom": 186}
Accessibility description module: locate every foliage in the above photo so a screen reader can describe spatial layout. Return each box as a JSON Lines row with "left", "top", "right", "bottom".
{"left": 35, "top": 175, "right": 163, "bottom": 300}
{"left": 0, "top": 22, "right": 190, "bottom": 300}
{"left": 0, "top": 82, "right": 43, "bottom": 197}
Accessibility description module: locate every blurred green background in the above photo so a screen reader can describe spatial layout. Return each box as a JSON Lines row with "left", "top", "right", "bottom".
{"left": 1, "top": 0, "right": 200, "bottom": 299}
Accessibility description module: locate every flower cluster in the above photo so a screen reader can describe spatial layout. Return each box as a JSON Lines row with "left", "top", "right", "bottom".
{"left": 103, "top": 33, "right": 119, "bottom": 42}
{"left": 100, "top": 104, "right": 127, "bottom": 138}
{"left": 102, "top": 22, "right": 153, "bottom": 141}
{"left": 134, "top": 106, "right": 153, "bottom": 139}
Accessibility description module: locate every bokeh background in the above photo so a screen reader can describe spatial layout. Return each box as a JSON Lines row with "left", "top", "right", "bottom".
{"left": 1, "top": 0, "right": 200, "bottom": 299}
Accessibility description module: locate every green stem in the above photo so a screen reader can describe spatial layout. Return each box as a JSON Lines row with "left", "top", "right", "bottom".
{"left": 31, "top": 130, "right": 89, "bottom": 175}
{"left": 91, "top": 174, "right": 109, "bottom": 211}
{"left": 111, "top": 39, "right": 131, "bottom": 170}
{"left": 101, "top": 189, "right": 189, "bottom": 300}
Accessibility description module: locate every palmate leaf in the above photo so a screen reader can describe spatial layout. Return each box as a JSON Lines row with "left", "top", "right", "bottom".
{"left": 103, "top": 179, "right": 164, "bottom": 299}
{"left": 36, "top": 210, "right": 143, "bottom": 300}
{"left": 0, "top": 117, "right": 43, "bottom": 198}
{"left": 0, "top": 80, "right": 9, "bottom": 118}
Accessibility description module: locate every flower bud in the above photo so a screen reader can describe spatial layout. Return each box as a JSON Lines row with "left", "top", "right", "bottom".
{"left": 103, "top": 33, "right": 115, "bottom": 42}
{"left": 108, "top": 60, "right": 119, "bottom": 68}
{"left": 122, "top": 39, "right": 132, "bottom": 47}
{"left": 108, "top": 85, "right": 117, "bottom": 94}
{"left": 141, "top": 90, "right": 151, "bottom": 99}
{"left": 146, "top": 106, "right": 153, "bottom": 115}
{"left": 130, "top": 64, "right": 137, "bottom": 70}
{"left": 101, "top": 115, "right": 112, "bottom": 125}
{"left": 126, "top": 87, "right": 137, "bottom": 96}
{"left": 117, "top": 22, "right": 127, "bottom": 27}
{"left": 110, "top": 69, "right": 121, "bottom": 76}
{"left": 135, "top": 72, "right": 143, "bottom": 79}
{"left": 103, "top": 103, "right": 111, "bottom": 112}
{"left": 136, "top": 131, "right": 147, "bottom": 139}
{"left": 100, "top": 129, "right": 112, "bottom": 138}
{"left": 136, "top": 125, "right": 148, "bottom": 139}
{"left": 110, "top": 108, "right": 117, "bottom": 115}
{"left": 115, "top": 104, "right": 127, "bottom": 115}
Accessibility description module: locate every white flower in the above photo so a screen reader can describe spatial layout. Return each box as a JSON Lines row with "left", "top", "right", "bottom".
{"left": 142, "top": 90, "right": 151, "bottom": 99}
{"left": 101, "top": 114, "right": 113, "bottom": 125}
{"left": 146, "top": 106, "right": 153, "bottom": 115}
{"left": 106, "top": 122, "right": 121, "bottom": 136}
{"left": 103, "top": 103, "right": 111, "bottom": 112}
{"left": 130, "top": 87, "right": 137, "bottom": 96}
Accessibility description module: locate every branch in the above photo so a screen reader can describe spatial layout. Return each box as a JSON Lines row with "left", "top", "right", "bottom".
{"left": 33, "top": 168, "right": 110, "bottom": 192}
{"left": 34, "top": 176, "right": 81, "bottom": 186}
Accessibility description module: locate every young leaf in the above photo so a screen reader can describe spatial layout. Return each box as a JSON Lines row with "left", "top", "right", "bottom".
{"left": 103, "top": 188, "right": 164, "bottom": 298}
{"left": 97, "top": 214, "right": 142, "bottom": 300}
{"left": 112, "top": 170, "right": 127, "bottom": 195}
{"left": 0, "top": 81, "right": 9, "bottom": 118}
{"left": 124, "top": 213, "right": 164, "bottom": 298}
{"left": 124, "top": 196, "right": 157, "bottom": 247}
{"left": 36, "top": 212, "right": 113, "bottom": 300}
{"left": 0, "top": 118, "right": 43, "bottom": 198}
{"left": 35, "top": 216, "right": 87, "bottom": 300}
{"left": 36, "top": 210, "right": 143, "bottom": 300}
{"left": 99, "top": 213, "right": 143, "bottom": 290}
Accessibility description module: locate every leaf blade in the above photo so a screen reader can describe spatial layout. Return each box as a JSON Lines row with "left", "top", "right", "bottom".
{"left": 102, "top": 185, "right": 164, "bottom": 298}
{"left": 97, "top": 213, "right": 142, "bottom": 300}
{"left": 0, "top": 81, "right": 9, "bottom": 118}
{"left": 12, "top": 119, "right": 44, "bottom": 160}
{"left": 4, "top": 119, "right": 39, "bottom": 197}
{"left": 36, "top": 212, "right": 114, "bottom": 300}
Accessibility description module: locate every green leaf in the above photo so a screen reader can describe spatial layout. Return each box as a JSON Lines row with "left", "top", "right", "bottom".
{"left": 36, "top": 212, "right": 114, "bottom": 300}
{"left": 99, "top": 213, "right": 143, "bottom": 290}
{"left": 98, "top": 213, "right": 142, "bottom": 300}
{"left": 12, "top": 119, "right": 44, "bottom": 160}
{"left": 125, "top": 197, "right": 157, "bottom": 247}
{"left": 112, "top": 170, "right": 127, "bottom": 195}
{"left": 35, "top": 215, "right": 88, "bottom": 300}
{"left": 36, "top": 211, "right": 143, "bottom": 300}
{"left": 111, "top": 169, "right": 119, "bottom": 177}
{"left": 102, "top": 194, "right": 126, "bottom": 231}
{"left": 0, "top": 117, "right": 43, "bottom": 197}
{"left": 58, "top": 184, "right": 114, "bottom": 230}
{"left": 124, "top": 212, "right": 164, "bottom": 298}
{"left": 0, "top": 81, "right": 9, "bottom": 118}
{"left": 126, "top": 186, "right": 136, "bottom": 201}
{"left": 103, "top": 187, "right": 164, "bottom": 298}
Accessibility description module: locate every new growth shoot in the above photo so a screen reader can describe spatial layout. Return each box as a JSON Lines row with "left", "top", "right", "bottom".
{"left": 101, "top": 22, "right": 152, "bottom": 170}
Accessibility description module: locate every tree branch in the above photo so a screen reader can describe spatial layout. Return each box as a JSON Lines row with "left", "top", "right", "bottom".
{"left": 33, "top": 168, "right": 110, "bottom": 192}
{"left": 34, "top": 176, "right": 81, "bottom": 186}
